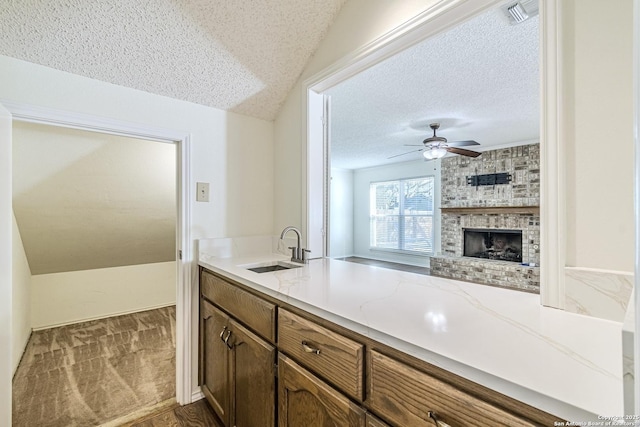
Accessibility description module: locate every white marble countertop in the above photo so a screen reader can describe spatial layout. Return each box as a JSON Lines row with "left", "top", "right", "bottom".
{"left": 199, "top": 245, "right": 623, "bottom": 422}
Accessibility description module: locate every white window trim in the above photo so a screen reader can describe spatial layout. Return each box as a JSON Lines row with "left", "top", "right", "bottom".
{"left": 369, "top": 176, "right": 435, "bottom": 255}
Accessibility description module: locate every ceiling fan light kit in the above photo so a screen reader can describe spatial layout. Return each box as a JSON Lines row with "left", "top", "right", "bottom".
{"left": 389, "top": 122, "right": 482, "bottom": 160}
{"left": 423, "top": 147, "right": 447, "bottom": 160}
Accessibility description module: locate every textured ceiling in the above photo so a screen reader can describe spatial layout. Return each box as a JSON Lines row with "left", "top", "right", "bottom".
{"left": 0, "top": 0, "right": 346, "bottom": 120}
{"left": 327, "top": 7, "right": 539, "bottom": 169}
{"left": 13, "top": 122, "right": 176, "bottom": 275}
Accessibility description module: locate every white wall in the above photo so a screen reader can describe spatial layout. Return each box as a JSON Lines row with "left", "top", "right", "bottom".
{"left": 0, "top": 102, "right": 12, "bottom": 426}
{"left": 12, "top": 123, "right": 177, "bottom": 274}
{"left": 273, "top": 0, "right": 441, "bottom": 235}
{"left": 562, "top": 0, "right": 634, "bottom": 273}
{"left": 352, "top": 159, "right": 441, "bottom": 267}
{"left": 31, "top": 261, "right": 176, "bottom": 330}
{"left": 0, "top": 56, "right": 274, "bottom": 241}
{"left": 0, "top": 55, "right": 275, "bottom": 397}
{"left": 11, "top": 212, "right": 30, "bottom": 374}
{"left": 329, "top": 167, "right": 354, "bottom": 258}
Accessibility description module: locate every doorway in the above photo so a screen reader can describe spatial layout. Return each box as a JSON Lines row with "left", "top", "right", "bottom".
{"left": 5, "top": 102, "right": 194, "bottom": 421}
{"left": 11, "top": 121, "right": 179, "bottom": 425}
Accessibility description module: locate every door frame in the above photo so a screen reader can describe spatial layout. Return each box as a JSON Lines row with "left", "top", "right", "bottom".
{"left": 2, "top": 99, "right": 194, "bottom": 405}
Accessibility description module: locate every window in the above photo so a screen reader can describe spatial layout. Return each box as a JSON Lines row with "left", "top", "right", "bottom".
{"left": 370, "top": 176, "right": 434, "bottom": 254}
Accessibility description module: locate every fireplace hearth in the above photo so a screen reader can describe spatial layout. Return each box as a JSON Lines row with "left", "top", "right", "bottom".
{"left": 463, "top": 228, "right": 522, "bottom": 263}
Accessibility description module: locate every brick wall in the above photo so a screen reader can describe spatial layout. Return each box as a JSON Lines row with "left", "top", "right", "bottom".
{"left": 441, "top": 144, "right": 540, "bottom": 208}
{"left": 435, "top": 143, "right": 540, "bottom": 292}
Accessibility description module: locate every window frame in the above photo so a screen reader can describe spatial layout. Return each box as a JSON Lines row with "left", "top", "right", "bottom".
{"left": 369, "top": 175, "right": 435, "bottom": 256}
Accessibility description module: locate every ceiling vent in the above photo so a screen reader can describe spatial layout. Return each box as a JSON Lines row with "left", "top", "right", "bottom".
{"left": 502, "top": 0, "right": 539, "bottom": 24}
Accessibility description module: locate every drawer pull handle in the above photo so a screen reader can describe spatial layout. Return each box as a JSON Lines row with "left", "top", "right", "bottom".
{"left": 301, "top": 341, "right": 321, "bottom": 355}
{"left": 428, "top": 411, "right": 451, "bottom": 427}
{"left": 223, "top": 330, "right": 233, "bottom": 349}
{"left": 220, "top": 327, "right": 232, "bottom": 347}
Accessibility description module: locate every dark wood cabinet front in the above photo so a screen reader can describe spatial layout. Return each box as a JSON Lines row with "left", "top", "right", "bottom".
{"left": 200, "top": 268, "right": 558, "bottom": 427}
{"left": 201, "top": 277, "right": 276, "bottom": 427}
{"left": 229, "top": 319, "right": 276, "bottom": 427}
{"left": 201, "top": 300, "right": 231, "bottom": 426}
{"left": 278, "top": 353, "right": 366, "bottom": 427}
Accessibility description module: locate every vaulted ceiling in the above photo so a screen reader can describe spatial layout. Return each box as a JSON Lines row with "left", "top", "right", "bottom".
{"left": 13, "top": 122, "right": 176, "bottom": 275}
{"left": 0, "top": 0, "right": 347, "bottom": 120}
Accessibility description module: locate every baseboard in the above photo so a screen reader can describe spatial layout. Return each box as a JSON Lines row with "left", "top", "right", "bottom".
{"left": 191, "top": 387, "right": 204, "bottom": 403}
{"left": 32, "top": 302, "right": 176, "bottom": 331}
{"left": 12, "top": 329, "right": 32, "bottom": 379}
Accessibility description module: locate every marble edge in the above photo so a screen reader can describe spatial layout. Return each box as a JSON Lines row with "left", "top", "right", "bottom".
{"left": 198, "top": 255, "right": 602, "bottom": 422}
{"left": 565, "top": 267, "right": 634, "bottom": 323}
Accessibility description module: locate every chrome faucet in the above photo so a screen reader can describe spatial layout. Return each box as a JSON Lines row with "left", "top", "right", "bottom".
{"left": 280, "top": 226, "right": 310, "bottom": 264}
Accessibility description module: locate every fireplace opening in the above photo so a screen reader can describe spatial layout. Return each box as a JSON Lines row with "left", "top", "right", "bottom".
{"left": 463, "top": 228, "right": 522, "bottom": 263}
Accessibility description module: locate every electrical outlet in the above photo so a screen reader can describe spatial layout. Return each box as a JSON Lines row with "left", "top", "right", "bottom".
{"left": 196, "top": 182, "right": 210, "bottom": 202}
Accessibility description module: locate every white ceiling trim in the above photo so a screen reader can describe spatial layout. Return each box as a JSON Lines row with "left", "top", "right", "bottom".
{"left": 1, "top": 99, "right": 189, "bottom": 142}
{"left": 305, "top": 0, "right": 503, "bottom": 93}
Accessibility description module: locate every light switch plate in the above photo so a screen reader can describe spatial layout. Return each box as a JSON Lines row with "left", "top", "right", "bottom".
{"left": 196, "top": 182, "right": 210, "bottom": 202}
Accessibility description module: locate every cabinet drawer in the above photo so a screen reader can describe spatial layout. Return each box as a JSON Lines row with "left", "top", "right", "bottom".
{"left": 278, "top": 309, "right": 364, "bottom": 400}
{"left": 368, "top": 351, "right": 535, "bottom": 427}
{"left": 201, "top": 270, "right": 276, "bottom": 342}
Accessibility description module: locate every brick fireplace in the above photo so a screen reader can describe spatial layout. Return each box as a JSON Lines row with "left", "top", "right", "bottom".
{"left": 430, "top": 144, "right": 540, "bottom": 292}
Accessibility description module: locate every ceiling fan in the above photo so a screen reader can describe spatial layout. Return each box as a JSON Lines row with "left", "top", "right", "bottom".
{"left": 389, "top": 123, "right": 482, "bottom": 160}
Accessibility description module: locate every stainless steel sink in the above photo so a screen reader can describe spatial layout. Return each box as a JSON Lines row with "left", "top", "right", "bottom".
{"left": 246, "top": 262, "right": 301, "bottom": 273}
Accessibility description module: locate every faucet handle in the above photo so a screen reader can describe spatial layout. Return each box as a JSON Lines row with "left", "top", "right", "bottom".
{"left": 301, "top": 248, "right": 311, "bottom": 263}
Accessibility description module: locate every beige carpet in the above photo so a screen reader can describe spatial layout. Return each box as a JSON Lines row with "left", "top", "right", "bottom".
{"left": 12, "top": 306, "right": 176, "bottom": 427}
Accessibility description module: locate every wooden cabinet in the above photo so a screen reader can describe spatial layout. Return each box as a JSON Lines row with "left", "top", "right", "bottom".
{"left": 200, "top": 272, "right": 276, "bottom": 427}
{"left": 278, "top": 309, "right": 364, "bottom": 400}
{"left": 228, "top": 319, "right": 276, "bottom": 427}
{"left": 278, "top": 353, "right": 366, "bottom": 427}
{"left": 201, "top": 300, "right": 231, "bottom": 426}
{"left": 368, "top": 350, "right": 535, "bottom": 427}
{"left": 201, "top": 270, "right": 276, "bottom": 341}
{"left": 200, "top": 269, "right": 557, "bottom": 427}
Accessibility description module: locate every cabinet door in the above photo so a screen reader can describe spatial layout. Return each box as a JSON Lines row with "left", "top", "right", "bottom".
{"left": 229, "top": 319, "right": 276, "bottom": 427}
{"left": 201, "top": 300, "right": 231, "bottom": 426}
{"left": 278, "top": 353, "right": 365, "bottom": 427}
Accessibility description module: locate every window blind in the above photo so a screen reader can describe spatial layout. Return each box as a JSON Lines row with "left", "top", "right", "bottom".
{"left": 370, "top": 176, "right": 434, "bottom": 254}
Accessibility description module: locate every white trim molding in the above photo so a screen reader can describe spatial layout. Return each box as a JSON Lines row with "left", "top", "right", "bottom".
{"left": 3, "top": 100, "right": 194, "bottom": 405}
{"left": 0, "top": 101, "right": 14, "bottom": 427}
{"left": 539, "top": 0, "right": 566, "bottom": 309}
{"left": 191, "top": 387, "right": 205, "bottom": 403}
{"left": 303, "top": 0, "right": 503, "bottom": 93}
{"left": 633, "top": 0, "right": 640, "bottom": 416}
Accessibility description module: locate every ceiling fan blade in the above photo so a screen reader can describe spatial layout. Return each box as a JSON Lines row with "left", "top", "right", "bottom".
{"left": 446, "top": 147, "right": 482, "bottom": 157}
{"left": 388, "top": 148, "right": 424, "bottom": 159}
{"left": 448, "top": 140, "right": 480, "bottom": 147}
{"left": 403, "top": 144, "right": 424, "bottom": 147}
